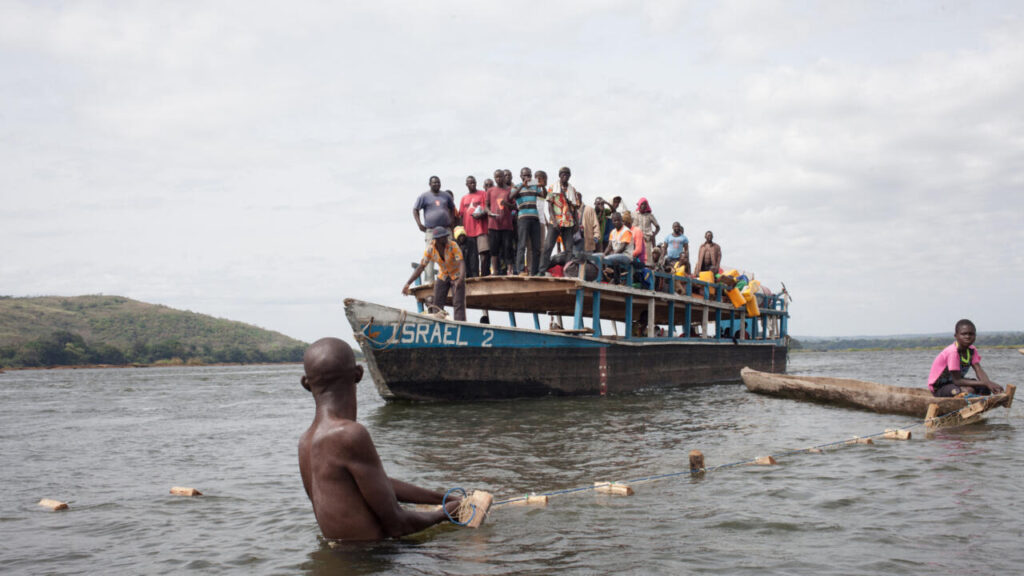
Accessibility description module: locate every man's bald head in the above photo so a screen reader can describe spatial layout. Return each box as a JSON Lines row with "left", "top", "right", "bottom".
{"left": 301, "top": 337, "right": 362, "bottom": 393}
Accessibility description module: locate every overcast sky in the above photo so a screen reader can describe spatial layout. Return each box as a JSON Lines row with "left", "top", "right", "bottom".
{"left": 2, "top": 1, "right": 1022, "bottom": 344}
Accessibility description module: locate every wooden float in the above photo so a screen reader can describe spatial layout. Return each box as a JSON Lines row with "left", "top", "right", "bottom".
{"left": 741, "top": 367, "right": 1015, "bottom": 427}
{"left": 594, "top": 481, "right": 635, "bottom": 496}
{"left": 170, "top": 486, "right": 202, "bottom": 496}
{"left": 458, "top": 491, "right": 493, "bottom": 528}
{"left": 38, "top": 498, "right": 68, "bottom": 511}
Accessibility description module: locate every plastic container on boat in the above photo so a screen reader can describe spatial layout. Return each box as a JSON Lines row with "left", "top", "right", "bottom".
{"left": 726, "top": 287, "right": 746, "bottom": 307}
{"left": 742, "top": 286, "right": 761, "bottom": 317}
{"left": 698, "top": 271, "right": 716, "bottom": 297}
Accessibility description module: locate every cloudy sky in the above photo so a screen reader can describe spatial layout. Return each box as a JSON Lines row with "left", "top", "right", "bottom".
{"left": 2, "top": 0, "right": 1022, "bottom": 344}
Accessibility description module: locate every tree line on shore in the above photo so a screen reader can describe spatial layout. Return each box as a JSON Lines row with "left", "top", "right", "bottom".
{"left": 0, "top": 295, "right": 308, "bottom": 369}
{"left": 0, "top": 329, "right": 305, "bottom": 368}
{"left": 791, "top": 332, "right": 1024, "bottom": 352}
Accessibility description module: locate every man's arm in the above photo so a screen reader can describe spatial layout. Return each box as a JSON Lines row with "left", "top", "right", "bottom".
{"left": 972, "top": 364, "right": 1004, "bottom": 393}
{"left": 413, "top": 209, "right": 426, "bottom": 232}
{"left": 390, "top": 479, "right": 446, "bottom": 504}
{"left": 340, "top": 423, "right": 455, "bottom": 538}
{"left": 403, "top": 259, "right": 428, "bottom": 294}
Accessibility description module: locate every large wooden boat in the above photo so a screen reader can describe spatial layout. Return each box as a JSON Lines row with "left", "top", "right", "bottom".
{"left": 345, "top": 269, "right": 790, "bottom": 401}
{"left": 741, "top": 367, "right": 1015, "bottom": 425}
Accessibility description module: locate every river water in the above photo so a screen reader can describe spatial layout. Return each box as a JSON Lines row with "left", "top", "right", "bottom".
{"left": 2, "top": 349, "right": 1022, "bottom": 575}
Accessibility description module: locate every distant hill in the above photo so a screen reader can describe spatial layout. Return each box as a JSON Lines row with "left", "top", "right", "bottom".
{"left": 791, "top": 332, "right": 1024, "bottom": 352}
{"left": 0, "top": 295, "right": 307, "bottom": 368}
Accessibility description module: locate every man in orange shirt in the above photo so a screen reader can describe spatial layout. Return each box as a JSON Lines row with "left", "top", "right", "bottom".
{"left": 403, "top": 227, "right": 466, "bottom": 320}
{"left": 603, "top": 213, "right": 632, "bottom": 284}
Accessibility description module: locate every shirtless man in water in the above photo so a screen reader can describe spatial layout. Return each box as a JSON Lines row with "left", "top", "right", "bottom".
{"left": 298, "top": 337, "right": 460, "bottom": 540}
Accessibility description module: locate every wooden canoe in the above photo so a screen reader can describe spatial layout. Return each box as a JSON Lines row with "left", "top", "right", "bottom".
{"left": 740, "top": 367, "right": 1015, "bottom": 425}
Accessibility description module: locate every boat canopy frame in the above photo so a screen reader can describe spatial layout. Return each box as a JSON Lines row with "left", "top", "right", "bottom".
{"left": 410, "top": 256, "right": 789, "bottom": 346}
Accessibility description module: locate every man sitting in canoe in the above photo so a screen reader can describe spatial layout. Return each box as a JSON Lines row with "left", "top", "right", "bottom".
{"left": 298, "top": 337, "right": 461, "bottom": 540}
{"left": 927, "top": 319, "right": 1004, "bottom": 397}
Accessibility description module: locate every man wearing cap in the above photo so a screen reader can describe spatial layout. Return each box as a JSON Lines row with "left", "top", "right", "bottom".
{"left": 539, "top": 166, "right": 581, "bottom": 272}
{"left": 403, "top": 226, "right": 466, "bottom": 321}
{"left": 413, "top": 176, "right": 456, "bottom": 283}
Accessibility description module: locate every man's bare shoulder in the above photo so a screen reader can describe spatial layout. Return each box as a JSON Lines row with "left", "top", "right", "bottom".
{"left": 310, "top": 418, "right": 374, "bottom": 454}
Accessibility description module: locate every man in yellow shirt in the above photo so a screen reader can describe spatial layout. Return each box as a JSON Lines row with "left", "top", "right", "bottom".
{"left": 403, "top": 227, "right": 467, "bottom": 320}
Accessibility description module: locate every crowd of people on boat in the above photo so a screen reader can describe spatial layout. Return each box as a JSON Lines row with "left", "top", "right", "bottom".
{"left": 404, "top": 167, "right": 726, "bottom": 320}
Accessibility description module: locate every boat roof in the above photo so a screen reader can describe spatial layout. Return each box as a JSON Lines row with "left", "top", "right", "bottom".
{"left": 409, "top": 275, "right": 765, "bottom": 325}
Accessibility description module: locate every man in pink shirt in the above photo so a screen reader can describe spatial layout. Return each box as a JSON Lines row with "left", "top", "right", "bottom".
{"left": 486, "top": 169, "right": 515, "bottom": 275}
{"left": 927, "top": 319, "right": 1004, "bottom": 397}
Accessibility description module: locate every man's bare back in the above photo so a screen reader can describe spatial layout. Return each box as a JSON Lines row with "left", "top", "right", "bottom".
{"left": 298, "top": 338, "right": 458, "bottom": 541}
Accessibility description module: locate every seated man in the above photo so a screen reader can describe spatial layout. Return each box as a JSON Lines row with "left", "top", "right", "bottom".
{"left": 298, "top": 337, "right": 461, "bottom": 540}
{"left": 928, "top": 319, "right": 1004, "bottom": 397}
{"left": 602, "top": 212, "right": 633, "bottom": 284}
{"left": 403, "top": 227, "right": 467, "bottom": 321}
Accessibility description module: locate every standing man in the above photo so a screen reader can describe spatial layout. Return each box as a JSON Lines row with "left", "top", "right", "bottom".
{"left": 634, "top": 198, "right": 660, "bottom": 265}
{"left": 413, "top": 176, "right": 456, "bottom": 283}
{"left": 403, "top": 227, "right": 466, "bottom": 321}
{"left": 664, "top": 222, "right": 690, "bottom": 275}
{"left": 581, "top": 196, "right": 611, "bottom": 253}
{"left": 540, "top": 166, "right": 581, "bottom": 272}
{"left": 298, "top": 337, "right": 461, "bottom": 541}
{"left": 510, "top": 167, "right": 543, "bottom": 276}
{"left": 535, "top": 170, "right": 550, "bottom": 270}
{"left": 458, "top": 175, "right": 489, "bottom": 277}
{"left": 486, "top": 169, "right": 515, "bottom": 275}
{"left": 696, "top": 230, "right": 722, "bottom": 275}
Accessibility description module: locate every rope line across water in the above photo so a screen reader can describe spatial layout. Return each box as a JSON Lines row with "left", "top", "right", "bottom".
{"left": 490, "top": 397, "right": 1001, "bottom": 508}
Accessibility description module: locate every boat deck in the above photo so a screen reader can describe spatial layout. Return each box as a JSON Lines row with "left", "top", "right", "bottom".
{"left": 410, "top": 275, "right": 785, "bottom": 328}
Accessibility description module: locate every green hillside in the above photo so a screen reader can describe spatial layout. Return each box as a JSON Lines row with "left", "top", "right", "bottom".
{"left": 0, "top": 295, "right": 307, "bottom": 368}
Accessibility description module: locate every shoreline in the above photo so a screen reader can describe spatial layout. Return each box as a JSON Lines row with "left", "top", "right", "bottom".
{"left": 0, "top": 361, "right": 304, "bottom": 372}
{"left": 793, "top": 344, "right": 1024, "bottom": 354}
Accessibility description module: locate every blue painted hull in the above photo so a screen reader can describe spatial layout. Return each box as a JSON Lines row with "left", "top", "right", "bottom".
{"left": 346, "top": 299, "right": 787, "bottom": 401}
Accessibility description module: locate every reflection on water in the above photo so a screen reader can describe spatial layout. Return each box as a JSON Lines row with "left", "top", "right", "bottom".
{"left": 0, "top": 349, "right": 1022, "bottom": 575}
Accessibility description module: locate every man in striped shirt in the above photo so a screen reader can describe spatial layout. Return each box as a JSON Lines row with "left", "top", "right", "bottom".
{"left": 510, "top": 166, "right": 544, "bottom": 276}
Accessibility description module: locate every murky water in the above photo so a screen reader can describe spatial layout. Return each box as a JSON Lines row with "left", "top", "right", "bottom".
{"left": 1, "top": 349, "right": 1022, "bottom": 575}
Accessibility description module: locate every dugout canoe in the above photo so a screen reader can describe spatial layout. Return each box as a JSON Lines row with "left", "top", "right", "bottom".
{"left": 740, "top": 367, "right": 1015, "bottom": 422}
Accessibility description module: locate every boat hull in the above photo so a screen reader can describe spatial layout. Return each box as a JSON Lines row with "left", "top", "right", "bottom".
{"left": 346, "top": 299, "right": 787, "bottom": 401}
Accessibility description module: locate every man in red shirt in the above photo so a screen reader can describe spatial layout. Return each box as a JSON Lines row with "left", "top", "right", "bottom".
{"left": 486, "top": 169, "right": 515, "bottom": 275}
{"left": 458, "top": 175, "right": 490, "bottom": 277}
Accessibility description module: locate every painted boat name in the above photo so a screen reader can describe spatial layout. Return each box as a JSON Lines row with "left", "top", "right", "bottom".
{"left": 388, "top": 322, "right": 493, "bottom": 347}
